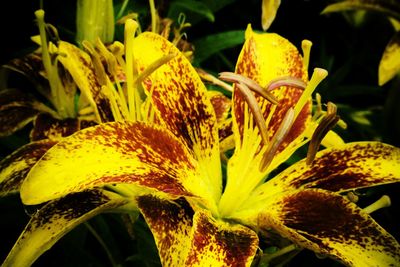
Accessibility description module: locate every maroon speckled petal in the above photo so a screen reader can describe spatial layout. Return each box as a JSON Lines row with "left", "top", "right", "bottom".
{"left": 3, "top": 189, "right": 128, "bottom": 266}
{"left": 254, "top": 189, "right": 400, "bottom": 266}
{"left": 0, "top": 139, "right": 58, "bottom": 196}
{"left": 185, "top": 211, "right": 258, "bottom": 267}
{"left": 233, "top": 29, "right": 310, "bottom": 157}
{"left": 137, "top": 195, "right": 194, "bottom": 266}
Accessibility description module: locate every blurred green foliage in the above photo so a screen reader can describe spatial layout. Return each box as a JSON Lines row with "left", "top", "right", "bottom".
{"left": 1, "top": 0, "right": 399, "bottom": 266}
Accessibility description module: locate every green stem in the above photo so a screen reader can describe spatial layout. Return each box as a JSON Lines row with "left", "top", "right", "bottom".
{"left": 84, "top": 222, "right": 119, "bottom": 267}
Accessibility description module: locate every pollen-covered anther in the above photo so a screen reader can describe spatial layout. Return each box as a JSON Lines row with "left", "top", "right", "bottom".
{"left": 260, "top": 108, "right": 295, "bottom": 172}
{"left": 219, "top": 72, "right": 279, "bottom": 105}
{"left": 265, "top": 76, "right": 307, "bottom": 92}
{"left": 235, "top": 82, "right": 270, "bottom": 146}
{"left": 363, "top": 195, "right": 391, "bottom": 214}
{"left": 197, "top": 68, "right": 233, "bottom": 92}
{"left": 306, "top": 102, "right": 339, "bottom": 165}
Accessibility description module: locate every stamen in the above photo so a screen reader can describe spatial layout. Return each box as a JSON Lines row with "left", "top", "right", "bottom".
{"left": 82, "top": 41, "right": 108, "bottom": 86}
{"left": 260, "top": 108, "right": 295, "bottom": 172}
{"left": 293, "top": 68, "right": 328, "bottom": 122}
{"left": 197, "top": 68, "right": 233, "bottom": 92}
{"left": 124, "top": 19, "right": 139, "bottom": 121}
{"left": 265, "top": 76, "right": 307, "bottom": 91}
{"left": 134, "top": 53, "right": 177, "bottom": 87}
{"left": 148, "top": 0, "right": 158, "bottom": 33}
{"left": 260, "top": 243, "right": 300, "bottom": 264}
{"left": 236, "top": 82, "right": 270, "bottom": 146}
{"left": 306, "top": 102, "right": 339, "bottom": 165}
{"left": 301, "top": 40, "right": 312, "bottom": 71}
{"left": 363, "top": 195, "right": 391, "bottom": 214}
{"left": 219, "top": 72, "right": 279, "bottom": 105}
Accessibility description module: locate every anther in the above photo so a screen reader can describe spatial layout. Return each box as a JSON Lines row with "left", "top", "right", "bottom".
{"left": 363, "top": 195, "right": 391, "bottom": 214}
{"left": 260, "top": 108, "right": 295, "bottom": 172}
{"left": 265, "top": 76, "right": 307, "bottom": 92}
{"left": 197, "top": 69, "right": 233, "bottom": 92}
{"left": 235, "top": 82, "right": 270, "bottom": 147}
{"left": 306, "top": 102, "right": 339, "bottom": 165}
{"left": 219, "top": 72, "right": 279, "bottom": 105}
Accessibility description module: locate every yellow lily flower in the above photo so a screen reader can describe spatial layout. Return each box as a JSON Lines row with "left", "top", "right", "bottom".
{"left": 3, "top": 25, "right": 400, "bottom": 267}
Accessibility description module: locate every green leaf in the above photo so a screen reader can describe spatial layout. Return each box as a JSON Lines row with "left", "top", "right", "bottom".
{"left": 321, "top": 0, "right": 400, "bottom": 21}
{"left": 193, "top": 30, "right": 245, "bottom": 64}
{"left": 168, "top": 0, "right": 215, "bottom": 23}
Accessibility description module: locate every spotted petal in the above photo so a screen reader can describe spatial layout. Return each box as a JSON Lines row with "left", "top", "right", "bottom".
{"left": 30, "top": 113, "right": 80, "bottom": 141}
{"left": 137, "top": 195, "right": 194, "bottom": 266}
{"left": 248, "top": 142, "right": 400, "bottom": 200}
{"left": 218, "top": 26, "right": 310, "bottom": 217}
{"left": 0, "top": 139, "right": 57, "bottom": 196}
{"left": 185, "top": 210, "right": 258, "bottom": 267}
{"left": 132, "top": 32, "right": 222, "bottom": 204}
{"left": 233, "top": 25, "right": 309, "bottom": 167}
{"left": 0, "top": 89, "right": 42, "bottom": 137}
{"left": 238, "top": 189, "right": 400, "bottom": 267}
{"left": 20, "top": 122, "right": 200, "bottom": 205}
{"left": 2, "top": 189, "right": 130, "bottom": 267}
{"left": 57, "top": 41, "right": 113, "bottom": 122}
{"left": 138, "top": 194, "right": 258, "bottom": 267}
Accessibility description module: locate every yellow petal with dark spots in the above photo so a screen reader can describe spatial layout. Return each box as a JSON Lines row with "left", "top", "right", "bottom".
{"left": 0, "top": 140, "right": 57, "bottom": 196}
{"left": 185, "top": 210, "right": 258, "bottom": 267}
{"left": 137, "top": 195, "right": 194, "bottom": 266}
{"left": 20, "top": 122, "right": 198, "bottom": 205}
{"left": 2, "top": 189, "right": 129, "bottom": 267}
{"left": 251, "top": 142, "right": 400, "bottom": 198}
{"left": 132, "top": 32, "right": 222, "bottom": 205}
{"left": 30, "top": 113, "right": 80, "bottom": 141}
{"left": 233, "top": 25, "right": 309, "bottom": 158}
{"left": 243, "top": 189, "right": 400, "bottom": 267}
{"left": 57, "top": 41, "right": 113, "bottom": 122}
{"left": 0, "top": 89, "right": 42, "bottom": 137}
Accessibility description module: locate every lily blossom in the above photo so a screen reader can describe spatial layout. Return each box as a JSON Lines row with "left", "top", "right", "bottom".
{"left": 2, "top": 25, "right": 400, "bottom": 267}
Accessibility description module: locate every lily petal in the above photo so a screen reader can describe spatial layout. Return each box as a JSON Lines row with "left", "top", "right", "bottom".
{"left": 218, "top": 26, "right": 310, "bottom": 217}
{"left": 233, "top": 25, "right": 309, "bottom": 161}
{"left": 241, "top": 189, "right": 400, "bottom": 267}
{"left": 251, "top": 142, "right": 400, "bottom": 197}
{"left": 0, "top": 140, "right": 57, "bottom": 196}
{"left": 3, "top": 53, "right": 50, "bottom": 99}
{"left": 0, "top": 89, "right": 42, "bottom": 137}
{"left": 30, "top": 113, "right": 80, "bottom": 141}
{"left": 21, "top": 121, "right": 199, "bottom": 205}
{"left": 137, "top": 195, "right": 194, "bottom": 266}
{"left": 2, "top": 189, "right": 130, "bottom": 267}
{"left": 132, "top": 32, "right": 222, "bottom": 204}
{"left": 379, "top": 31, "right": 400, "bottom": 86}
{"left": 57, "top": 41, "right": 113, "bottom": 122}
{"left": 185, "top": 210, "right": 258, "bottom": 267}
